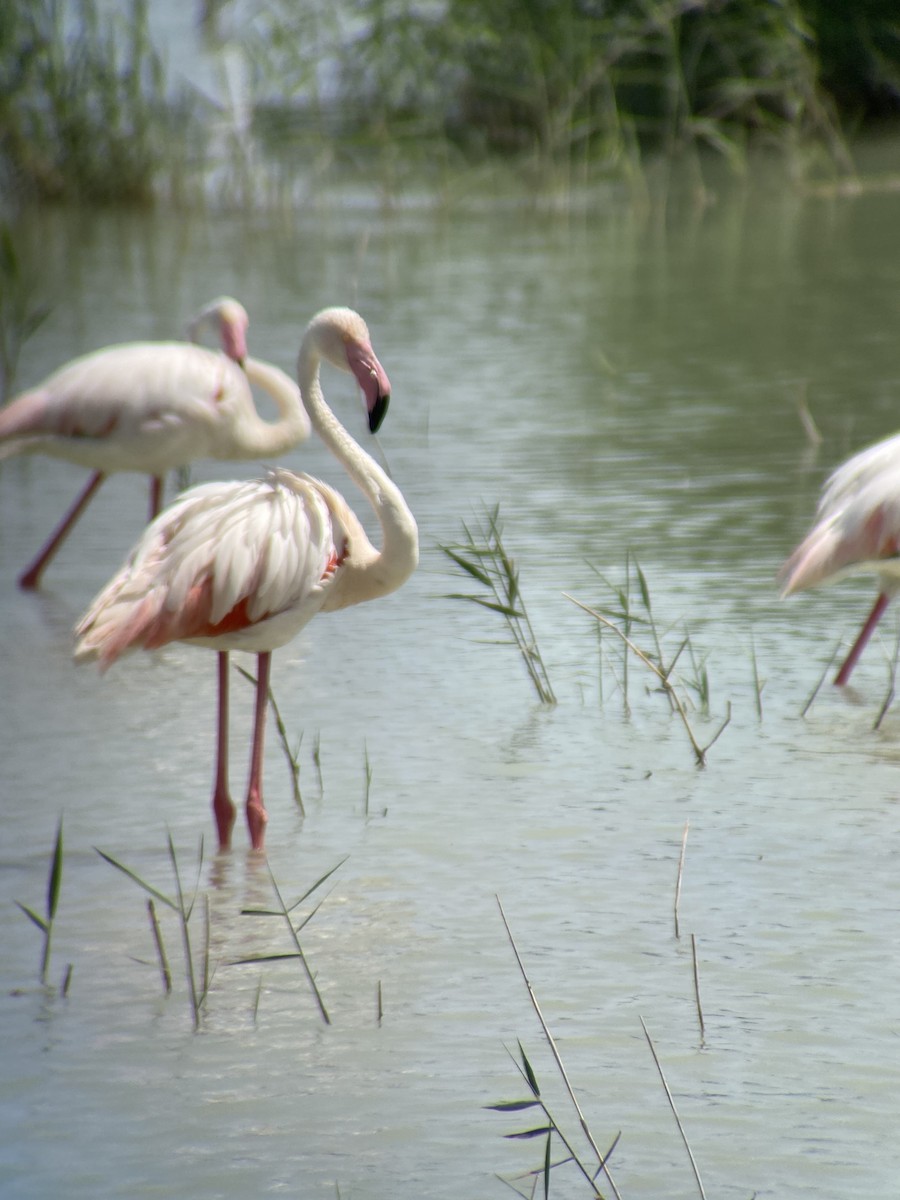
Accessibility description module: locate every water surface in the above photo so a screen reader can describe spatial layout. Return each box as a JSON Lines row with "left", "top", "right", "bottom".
{"left": 2, "top": 150, "right": 900, "bottom": 1199}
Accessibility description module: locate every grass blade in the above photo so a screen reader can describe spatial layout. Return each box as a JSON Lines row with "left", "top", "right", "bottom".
{"left": 15, "top": 901, "right": 48, "bottom": 934}
{"left": 95, "top": 848, "right": 177, "bottom": 911}
{"left": 47, "top": 817, "right": 64, "bottom": 922}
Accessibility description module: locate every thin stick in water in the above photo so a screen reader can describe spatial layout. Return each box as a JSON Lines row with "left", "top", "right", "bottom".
{"left": 750, "top": 632, "right": 764, "bottom": 720}
{"left": 363, "top": 741, "right": 373, "bottom": 817}
{"left": 640, "top": 1016, "right": 706, "bottom": 1200}
{"left": 794, "top": 380, "right": 822, "bottom": 448}
{"left": 674, "top": 821, "right": 689, "bottom": 940}
{"left": 873, "top": 627, "right": 900, "bottom": 731}
{"left": 690, "top": 934, "right": 705, "bottom": 1044}
{"left": 800, "top": 641, "right": 842, "bottom": 718}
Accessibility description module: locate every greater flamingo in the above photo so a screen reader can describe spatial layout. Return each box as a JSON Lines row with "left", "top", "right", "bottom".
{"left": 780, "top": 428, "right": 900, "bottom": 685}
{"left": 75, "top": 307, "right": 418, "bottom": 851}
{"left": 0, "top": 296, "right": 309, "bottom": 589}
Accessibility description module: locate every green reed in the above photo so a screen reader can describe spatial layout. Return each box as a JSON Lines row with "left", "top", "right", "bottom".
{"left": 15, "top": 816, "right": 69, "bottom": 990}
{"left": 572, "top": 557, "right": 731, "bottom": 765}
{"left": 313, "top": 731, "right": 324, "bottom": 795}
{"left": 493, "top": 894, "right": 709, "bottom": 1198}
{"left": 235, "top": 858, "right": 348, "bottom": 1025}
{"left": 96, "top": 832, "right": 210, "bottom": 1029}
{"left": 490, "top": 897, "right": 622, "bottom": 1199}
{"left": 439, "top": 503, "right": 556, "bottom": 705}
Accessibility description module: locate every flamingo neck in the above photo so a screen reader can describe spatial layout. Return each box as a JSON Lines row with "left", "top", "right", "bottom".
{"left": 237, "top": 357, "right": 311, "bottom": 456}
{"left": 300, "top": 347, "right": 418, "bottom": 595}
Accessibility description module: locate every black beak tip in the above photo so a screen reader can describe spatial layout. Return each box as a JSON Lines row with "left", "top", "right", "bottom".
{"left": 369, "top": 392, "right": 390, "bottom": 434}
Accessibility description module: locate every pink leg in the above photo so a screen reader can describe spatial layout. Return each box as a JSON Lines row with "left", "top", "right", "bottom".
{"left": 834, "top": 593, "right": 890, "bottom": 686}
{"left": 246, "top": 651, "right": 271, "bottom": 851}
{"left": 149, "top": 475, "right": 164, "bottom": 520}
{"left": 212, "top": 651, "right": 236, "bottom": 850}
{"left": 18, "top": 471, "right": 106, "bottom": 590}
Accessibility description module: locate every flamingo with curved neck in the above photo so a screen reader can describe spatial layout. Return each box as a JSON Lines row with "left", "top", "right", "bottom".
{"left": 1, "top": 296, "right": 309, "bottom": 589}
{"left": 75, "top": 306, "right": 418, "bottom": 851}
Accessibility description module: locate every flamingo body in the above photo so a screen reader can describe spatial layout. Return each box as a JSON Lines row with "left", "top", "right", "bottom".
{"left": 0, "top": 344, "right": 305, "bottom": 474}
{"left": 780, "top": 430, "right": 900, "bottom": 684}
{"left": 75, "top": 307, "right": 418, "bottom": 851}
{"left": 1, "top": 297, "right": 309, "bottom": 588}
{"left": 76, "top": 468, "right": 365, "bottom": 662}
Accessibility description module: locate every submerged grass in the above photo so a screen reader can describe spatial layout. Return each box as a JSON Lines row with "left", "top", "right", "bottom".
{"left": 439, "top": 503, "right": 556, "bottom": 705}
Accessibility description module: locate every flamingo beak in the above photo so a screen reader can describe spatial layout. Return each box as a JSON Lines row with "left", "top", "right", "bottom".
{"left": 369, "top": 391, "right": 390, "bottom": 433}
{"left": 346, "top": 339, "right": 392, "bottom": 434}
{"left": 223, "top": 323, "right": 249, "bottom": 364}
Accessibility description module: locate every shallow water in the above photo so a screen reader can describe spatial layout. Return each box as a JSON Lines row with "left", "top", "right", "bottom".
{"left": 3, "top": 148, "right": 900, "bottom": 1199}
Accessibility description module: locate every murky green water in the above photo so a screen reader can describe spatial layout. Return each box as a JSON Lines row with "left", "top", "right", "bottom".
{"left": 3, "top": 143, "right": 900, "bottom": 1199}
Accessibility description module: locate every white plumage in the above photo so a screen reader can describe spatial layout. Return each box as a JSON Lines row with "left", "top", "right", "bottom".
{"left": 1, "top": 297, "right": 309, "bottom": 588}
{"left": 781, "top": 428, "right": 900, "bottom": 685}
{"left": 76, "top": 469, "right": 353, "bottom": 660}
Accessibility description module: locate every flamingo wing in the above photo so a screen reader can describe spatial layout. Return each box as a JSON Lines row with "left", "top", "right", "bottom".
{"left": 75, "top": 469, "right": 349, "bottom": 666}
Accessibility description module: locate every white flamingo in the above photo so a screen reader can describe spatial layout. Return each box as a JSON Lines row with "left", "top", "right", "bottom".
{"left": 780, "top": 428, "right": 900, "bottom": 685}
{"left": 1, "top": 296, "right": 309, "bottom": 589}
{"left": 75, "top": 307, "right": 419, "bottom": 851}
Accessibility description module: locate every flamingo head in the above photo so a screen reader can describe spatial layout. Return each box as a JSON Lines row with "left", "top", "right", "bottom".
{"left": 306, "top": 307, "right": 392, "bottom": 434}
{"left": 187, "top": 296, "right": 249, "bottom": 365}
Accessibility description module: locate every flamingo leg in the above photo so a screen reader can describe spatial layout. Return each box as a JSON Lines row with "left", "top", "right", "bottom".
{"left": 212, "top": 651, "right": 236, "bottom": 850}
{"left": 834, "top": 592, "right": 891, "bottom": 686}
{"left": 246, "top": 651, "right": 271, "bottom": 851}
{"left": 18, "top": 471, "right": 107, "bottom": 590}
{"left": 149, "top": 475, "right": 164, "bottom": 520}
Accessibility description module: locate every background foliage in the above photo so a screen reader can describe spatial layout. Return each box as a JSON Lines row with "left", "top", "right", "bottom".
{"left": 1, "top": 0, "right": 899, "bottom": 208}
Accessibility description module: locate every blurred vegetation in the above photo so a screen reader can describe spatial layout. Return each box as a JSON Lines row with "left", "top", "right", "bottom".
{"left": 252, "top": 0, "right": 899, "bottom": 178}
{"left": 1, "top": 0, "right": 899, "bottom": 211}
{"left": 805, "top": 0, "right": 900, "bottom": 120}
{"left": 0, "top": 0, "right": 200, "bottom": 207}
{"left": 0, "top": 222, "right": 49, "bottom": 400}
